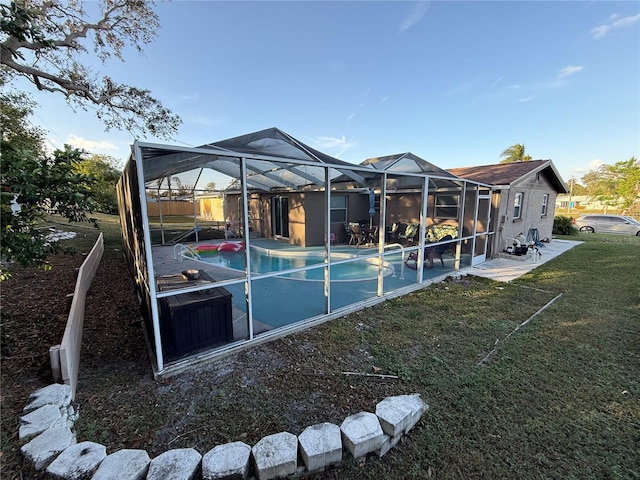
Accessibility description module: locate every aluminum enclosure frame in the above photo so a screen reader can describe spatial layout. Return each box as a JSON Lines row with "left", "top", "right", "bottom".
{"left": 117, "top": 138, "right": 494, "bottom": 376}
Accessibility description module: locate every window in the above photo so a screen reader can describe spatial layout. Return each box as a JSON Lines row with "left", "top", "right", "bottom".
{"left": 513, "top": 192, "right": 524, "bottom": 219}
{"left": 435, "top": 194, "right": 459, "bottom": 219}
{"left": 330, "top": 195, "right": 347, "bottom": 223}
{"left": 541, "top": 194, "right": 549, "bottom": 216}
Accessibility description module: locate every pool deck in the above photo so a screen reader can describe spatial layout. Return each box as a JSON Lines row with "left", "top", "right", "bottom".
{"left": 153, "top": 237, "right": 582, "bottom": 284}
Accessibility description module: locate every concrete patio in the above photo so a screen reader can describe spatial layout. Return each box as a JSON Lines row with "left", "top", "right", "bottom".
{"left": 464, "top": 238, "right": 582, "bottom": 282}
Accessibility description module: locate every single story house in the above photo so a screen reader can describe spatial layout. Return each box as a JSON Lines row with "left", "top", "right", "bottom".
{"left": 554, "top": 194, "right": 617, "bottom": 212}
{"left": 448, "top": 160, "right": 568, "bottom": 256}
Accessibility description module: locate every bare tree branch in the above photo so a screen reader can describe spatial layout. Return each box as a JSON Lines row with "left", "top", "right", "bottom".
{"left": 0, "top": 0, "right": 180, "bottom": 139}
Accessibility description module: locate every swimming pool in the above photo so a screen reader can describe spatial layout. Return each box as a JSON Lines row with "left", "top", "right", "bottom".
{"left": 189, "top": 247, "right": 394, "bottom": 282}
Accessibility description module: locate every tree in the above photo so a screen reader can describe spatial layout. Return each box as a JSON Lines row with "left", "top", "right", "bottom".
{"left": 0, "top": 0, "right": 181, "bottom": 139}
{"left": 500, "top": 143, "right": 533, "bottom": 163}
{"left": 580, "top": 158, "right": 640, "bottom": 213}
{"left": 0, "top": 81, "right": 46, "bottom": 155}
{"left": 609, "top": 157, "right": 639, "bottom": 213}
{"left": 1, "top": 145, "right": 98, "bottom": 280}
{"left": 72, "top": 154, "right": 122, "bottom": 214}
{"left": 567, "top": 178, "right": 587, "bottom": 196}
{"left": 581, "top": 168, "right": 617, "bottom": 212}
{"left": 0, "top": 86, "right": 98, "bottom": 279}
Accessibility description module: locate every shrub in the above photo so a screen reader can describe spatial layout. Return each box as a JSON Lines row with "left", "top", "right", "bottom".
{"left": 553, "top": 215, "right": 577, "bottom": 235}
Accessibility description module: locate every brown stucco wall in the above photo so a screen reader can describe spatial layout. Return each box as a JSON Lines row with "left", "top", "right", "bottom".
{"left": 384, "top": 194, "right": 422, "bottom": 224}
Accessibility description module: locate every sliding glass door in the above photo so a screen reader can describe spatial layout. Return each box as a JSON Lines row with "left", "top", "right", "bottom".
{"left": 272, "top": 196, "right": 289, "bottom": 238}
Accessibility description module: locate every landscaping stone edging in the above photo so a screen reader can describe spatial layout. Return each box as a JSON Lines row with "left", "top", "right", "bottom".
{"left": 18, "top": 383, "right": 428, "bottom": 479}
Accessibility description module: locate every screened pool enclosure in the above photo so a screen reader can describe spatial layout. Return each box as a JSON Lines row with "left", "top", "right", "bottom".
{"left": 117, "top": 128, "right": 495, "bottom": 376}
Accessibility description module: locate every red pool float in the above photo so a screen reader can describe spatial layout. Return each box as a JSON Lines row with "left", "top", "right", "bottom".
{"left": 217, "top": 241, "right": 245, "bottom": 253}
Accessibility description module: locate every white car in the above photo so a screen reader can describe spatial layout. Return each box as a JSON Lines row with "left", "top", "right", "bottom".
{"left": 573, "top": 214, "right": 640, "bottom": 236}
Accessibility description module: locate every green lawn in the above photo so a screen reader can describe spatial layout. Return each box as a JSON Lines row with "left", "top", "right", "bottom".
{"left": 328, "top": 232, "right": 640, "bottom": 479}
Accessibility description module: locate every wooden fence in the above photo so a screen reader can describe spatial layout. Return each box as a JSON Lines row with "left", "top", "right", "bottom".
{"left": 49, "top": 233, "right": 104, "bottom": 400}
{"left": 146, "top": 201, "right": 200, "bottom": 217}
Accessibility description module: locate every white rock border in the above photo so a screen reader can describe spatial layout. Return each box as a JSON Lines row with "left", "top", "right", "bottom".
{"left": 18, "top": 383, "right": 428, "bottom": 479}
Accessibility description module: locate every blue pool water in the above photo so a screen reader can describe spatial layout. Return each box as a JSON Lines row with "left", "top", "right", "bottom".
{"left": 192, "top": 247, "right": 393, "bottom": 282}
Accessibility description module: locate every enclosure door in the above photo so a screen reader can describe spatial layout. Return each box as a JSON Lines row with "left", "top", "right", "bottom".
{"left": 472, "top": 195, "right": 491, "bottom": 265}
{"left": 272, "top": 196, "right": 289, "bottom": 238}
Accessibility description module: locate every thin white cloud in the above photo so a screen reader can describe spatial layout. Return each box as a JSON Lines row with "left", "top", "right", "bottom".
{"left": 399, "top": 1, "right": 431, "bottom": 34}
{"left": 310, "top": 136, "right": 348, "bottom": 149}
{"left": 591, "top": 13, "right": 640, "bottom": 39}
{"left": 347, "top": 89, "right": 371, "bottom": 122}
{"left": 612, "top": 13, "right": 640, "bottom": 28}
{"left": 558, "top": 65, "right": 584, "bottom": 79}
{"left": 347, "top": 105, "right": 365, "bottom": 122}
{"left": 494, "top": 67, "right": 581, "bottom": 105}
{"left": 308, "top": 135, "right": 356, "bottom": 158}
{"left": 337, "top": 138, "right": 355, "bottom": 157}
{"left": 66, "top": 135, "right": 118, "bottom": 152}
{"left": 178, "top": 93, "right": 199, "bottom": 102}
{"left": 591, "top": 25, "right": 610, "bottom": 39}
{"left": 490, "top": 76, "right": 504, "bottom": 89}
{"left": 183, "top": 114, "right": 223, "bottom": 130}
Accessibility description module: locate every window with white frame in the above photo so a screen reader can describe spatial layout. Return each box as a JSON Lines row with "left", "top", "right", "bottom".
{"left": 541, "top": 193, "right": 549, "bottom": 216}
{"left": 513, "top": 192, "right": 524, "bottom": 219}
{"left": 330, "top": 195, "right": 347, "bottom": 223}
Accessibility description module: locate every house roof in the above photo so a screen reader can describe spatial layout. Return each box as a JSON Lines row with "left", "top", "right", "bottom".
{"left": 447, "top": 160, "right": 568, "bottom": 193}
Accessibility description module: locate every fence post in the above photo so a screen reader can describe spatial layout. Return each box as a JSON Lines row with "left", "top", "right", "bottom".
{"left": 49, "top": 345, "right": 62, "bottom": 383}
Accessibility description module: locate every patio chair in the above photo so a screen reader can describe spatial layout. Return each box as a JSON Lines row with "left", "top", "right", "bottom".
{"left": 351, "top": 223, "right": 365, "bottom": 246}
{"left": 428, "top": 234, "right": 454, "bottom": 267}
{"left": 345, "top": 222, "right": 363, "bottom": 246}
{"left": 426, "top": 224, "right": 459, "bottom": 242}
{"left": 398, "top": 222, "right": 420, "bottom": 244}
{"left": 388, "top": 222, "right": 407, "bottom": 243}
{"left": 404, "top": 235, "right": 454, "bottom": 269}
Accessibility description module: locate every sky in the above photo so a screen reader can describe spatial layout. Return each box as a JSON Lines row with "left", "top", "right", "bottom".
{"left": 14, "top": 0, "right": 640, "bottom": 185}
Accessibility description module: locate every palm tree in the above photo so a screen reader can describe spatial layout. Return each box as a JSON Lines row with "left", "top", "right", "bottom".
{"left": 500, "top": 144, "right": 533, "bottom": 163}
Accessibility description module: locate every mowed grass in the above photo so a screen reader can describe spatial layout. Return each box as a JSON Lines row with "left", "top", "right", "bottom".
{"left": 328, "top": 233, "right": 639, "bottom": 479}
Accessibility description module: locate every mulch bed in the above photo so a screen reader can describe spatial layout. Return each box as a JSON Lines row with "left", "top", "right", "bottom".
{"left": 1, "top": 248, "right": 147, "bottom": 479}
